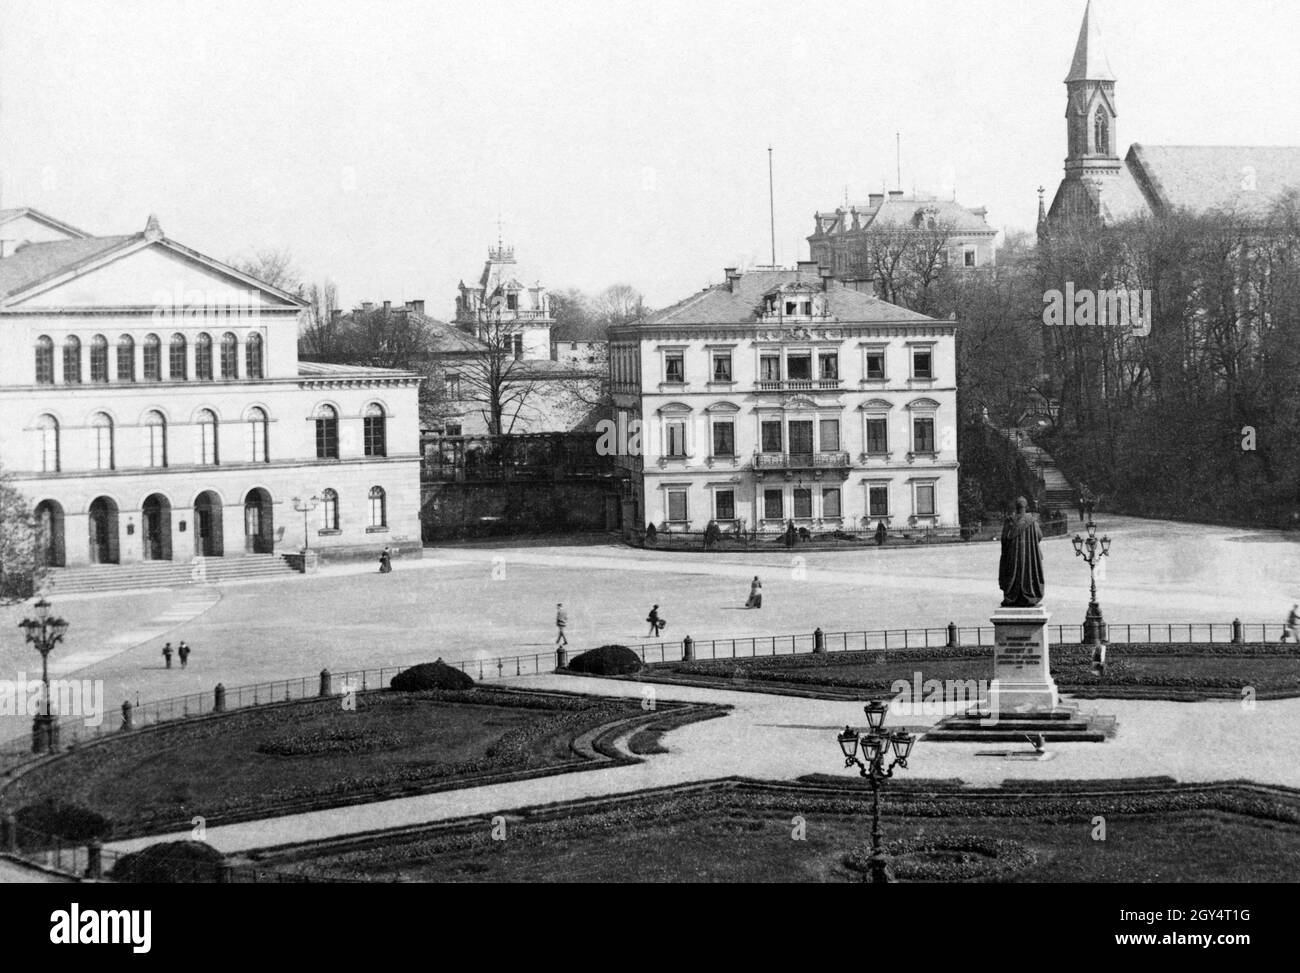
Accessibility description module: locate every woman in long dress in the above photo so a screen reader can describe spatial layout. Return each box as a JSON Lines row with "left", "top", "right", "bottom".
{"left": 745, "top": 576, "right": 762, "bottom": 609}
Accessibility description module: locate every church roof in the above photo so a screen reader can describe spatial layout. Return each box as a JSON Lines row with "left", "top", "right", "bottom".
{"left": 642, "top": 269, "right": 939, "bottom": 327}
{"left": 1127, "top": 144, "right": 1300, "bottom": 217}
{"left": 1065, "top": 0, "right": 1115, "bottom": 83}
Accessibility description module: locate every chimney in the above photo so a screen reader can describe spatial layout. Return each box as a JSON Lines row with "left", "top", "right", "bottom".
{"left": 382, "top": 300, "right": 392, "bottom": 312}
{"left": 408, "top": 299, "right": 425, "bottom": 315}
{"left": 888, "top": 189, "right": 905, "bottom": 198}
{"left": 330, "top": 309, "right": 342, "bottom": 324}
{"left": 819, "top": 266, "right": 835, "bottom": 292}
{"left": 723, "top": 267, "right": 740, "bottom": 292}
{"left": 868, "top": 193, "right": 884, "bottom": 207}
{"left": 795, "top": 260, "right": 820, "bottom": 277}
{"left": 361, "top": 301, "right": 375, "bottom": 312}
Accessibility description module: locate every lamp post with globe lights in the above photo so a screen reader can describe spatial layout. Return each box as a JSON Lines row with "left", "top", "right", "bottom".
{"left": 18, "top": 598, "right": 69, "bottom": 753}
{"left": 836, "top": 699, "right": 915, "bottom": 883}
{"left": 1072, "top": 520, "right": 1111, "bottom": 648}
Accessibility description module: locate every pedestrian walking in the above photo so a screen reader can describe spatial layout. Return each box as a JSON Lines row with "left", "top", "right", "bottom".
{"left": 875, "top": 520, "right": 888, "bottom": 546}
{"left": 555, "top": 603, "right": 569, "bottom": 646}
{"left": 1077, "top": 493, "right": 1086, "bottom": 523}
{"left": 162, "top": 642, "right": 173, "bottom": 669}
{"left": 745, "top": 576, "right": 763, "bottom": 609}
{"left": 177, "top": 641, "right": 190, "bottom": 669}
{"left": 378, "top": 547, "right": 392, "bottom": 573}
{"left": 1282, "top": 604, "right": 1300, "bottom": 643}
{"left": 646, "top": 605, "right": 665, "bottom": 637}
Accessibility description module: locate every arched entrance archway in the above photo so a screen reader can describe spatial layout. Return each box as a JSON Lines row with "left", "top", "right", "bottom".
{"left": 193, "top": 491, "right": 224, "bottom": 558}
{"left": 142, "top": 494, "right": 173, "bottom": 561}
{"left": 243, "top": 488, "right": 274, "bottom": 553}
{"left": 34, "top": 500, "right": 65, "bottom": 568}
{"left": 88, "top": 497, "right": 120, "bottom": 564}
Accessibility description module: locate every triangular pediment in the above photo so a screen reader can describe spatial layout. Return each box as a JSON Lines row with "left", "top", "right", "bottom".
{"left": 8, "top": 239, "right": 305, "bottom": 310}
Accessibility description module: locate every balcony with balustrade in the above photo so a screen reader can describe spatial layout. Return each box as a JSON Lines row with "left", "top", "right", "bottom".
{"left": 754, "top": 378, "right": 843, "bottom": 393}
{"left": 752, "top": 450, "right": 851, "bottom": 479}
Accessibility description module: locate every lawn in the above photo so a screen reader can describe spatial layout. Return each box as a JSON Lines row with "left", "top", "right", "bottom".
{"left": 5, "top": 688, "right": 642, "bottom": 837}
{"left": 263, "top": 781, "right": 1300, "bottom": 882}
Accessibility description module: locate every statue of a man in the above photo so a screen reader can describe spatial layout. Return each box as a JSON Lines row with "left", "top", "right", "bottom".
{"left": 999, "top": 496, "right": 1045, "bottom": 607}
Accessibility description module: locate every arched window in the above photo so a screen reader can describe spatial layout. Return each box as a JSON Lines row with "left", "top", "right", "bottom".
{"left": 247, "top": 406, "right": 268, "bottom": 463}
{"left": 91, "top": 413, "right": 114, "bottom": 470}
{"left": 363, "top": 403, "right": 387, "bottom": 457}
{"left": 368, "top": 486, "right": 386, "bottom": 528}
{"left": 35, "top": 336, "right": 54, "bottom": 384}
{"left": 1094, "top": 110, "right": 1109, "bottom": 155}
{"left": 195, "top": 332, "right": 213, "bottom": 380}
{"left": 245, "top": 332, "right": 264, "bottom": 379}
{"left": 315, "top": 404, "right": 338, "bottom": 459}
{"left": 220, "top": 332, "right": 238, "bottom": 378}
{"left": 63, "top": 336, "right": 82, "bottom": 384}
{"left": 35, "top": 415, "right": 59, "bottom": 472}
{"left": 196, "top": 409, "right": 219, "bottom": 465}
{"left": 143, "top": 334, "right": 162, "bottom": 381}
{"left": 169, "top": 333, "right": 187, "bottom": 380}
{"left": 145, "top": 410, "right": 167, "bottom": 468}
{"left": 321, "top": 488, "right": 340, "bottom": 531}
{"left": 90, "top": 335, "right": 109, "bottom": 383}
{"left": 117, "top": 334, "right": 135, "bottom": 382}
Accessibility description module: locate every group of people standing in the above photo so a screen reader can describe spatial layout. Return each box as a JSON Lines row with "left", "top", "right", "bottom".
{"left": 161, "top": 641, "right": 192, "bottom": 669}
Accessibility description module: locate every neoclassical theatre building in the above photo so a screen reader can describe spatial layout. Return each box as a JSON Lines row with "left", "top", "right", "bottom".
{"left": 608, "top": 263, "right": 958, "bottom": 532}
{"left": 0, "top": 211, "right": 422, "bottom": 569}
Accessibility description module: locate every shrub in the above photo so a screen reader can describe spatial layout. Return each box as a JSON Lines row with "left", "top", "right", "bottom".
{"left": 390, "top": 659, "right": 475, "bottom": 691}
{"left": 111, "top": 840, "right": 226, "bottom": 883}
{"left": 13, "top": 799, "right": 110, "bottom": 850}
{"left": 567, "top": 644, "right": 643, "bottom": 675}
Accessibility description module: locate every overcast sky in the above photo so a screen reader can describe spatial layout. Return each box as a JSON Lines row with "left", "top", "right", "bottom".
{"left": 3, "top": 0, "right": 1299, "bottom": 313}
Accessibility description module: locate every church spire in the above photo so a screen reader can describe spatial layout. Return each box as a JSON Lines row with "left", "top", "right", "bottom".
{"left": 1065, "top": 0, "right": 1115, "bottom": 83}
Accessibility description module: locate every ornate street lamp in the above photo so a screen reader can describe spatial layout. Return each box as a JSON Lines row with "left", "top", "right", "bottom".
{"left": 1072, "top": 520, "right": 1111, "bottom": 647}
{"left": 18, "top": 598, "right": 69, "bottom": 753}
{"left": 291, "top": 495, "right": 321, "bottom": 552}
{"left": 837, "top": 701, "right": 915, "bottom": 883}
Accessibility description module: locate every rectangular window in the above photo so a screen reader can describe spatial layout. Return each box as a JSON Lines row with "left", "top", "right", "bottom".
{"left": 144, "top": 343, "right": 161, "bottom": 382}
{"left": 63, "top": 344, "right": 81, "bottom": 384}
{"left": 819, "top": 419, "right": 840, "bottom": 452}
{"left": 666, "top": 420, "right": 686, "bottom": 457}
{"left": 316, "top": 418, "right": 339, "bottom": 459}
{"left": 170, "top": 341, "right": 187, "bottom": 380}
{"left": 712, "top": 421, "right": 734, "bottom": 457}
{"left": 148, "top": 426, "right": 166, "bottom": 468}
{"left": 964, "top": 248, "right": 977, "bottom": 268}
{"left": 868, "top": 484, "right": 890, "bottom": 518}
{"left": 760, "top": 355, "right": 781, "bottom": 381}
{"left": 915, "top": 483, "right": 936, "bottom": 516}
{"left": 715, "top": 489, "right": 735, "bottom": 520}
{"left": 786, "top": 354, "right": 812, "bottom": 380}
{"left": 912, "top": 348, "right": 933, "bottom": 380}
{"left": 711, "top": 352, "right": 732, "bottom": 382}
{"left": 196, "top": 340, "right": 213, "bottom": 380}
{"left": 760, "top": 420, "right": 783, "bottom": 453}
{"left": 913, "top": 417, "right": 935, "bottom": 453}
{"left": 445, "top": 423, "right": 462, "bottom": 437}
{"left": 763, "top": 489, "right": 783, "bottom": 520}
{"left": 822, "top": 487, "right": 841, "bottom": 519}
{"left": 90, "top": 345, "right": 109, "bottom": 383}
{"left": 664, "top": 352, "right": 684, "bottom": 383}
{"left": 866, "top": 417, "right": 888, "bottom": 454}
{"left": 445, "top": 374, "right": 461, "bottom": 398}
{"left": 507, "top": 293, "right": 519, "bottom": 311}
{"left": 667, "top": 489, "right": 687, "bottom": 522}
{"left": 788, "top": 420, "right": 813, "bottom": 456}
{"left": 818, "top": 353, "right": 839, "bottom": 380}
{"left": 793, "top": 488, "right": 812, "bottom": 519}
{"left": 511, "top": 334, "right": 524, "bottom": 359}
{"left": 865, "top": 349, "right": 886, "bottom": 380}
{"left": 364, "top": 417, "right": 387, "bottom": 457}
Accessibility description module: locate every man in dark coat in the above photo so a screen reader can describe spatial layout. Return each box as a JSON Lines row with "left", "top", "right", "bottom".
{"left": 999, "top": 497, "right": 1045, "bottom": 607}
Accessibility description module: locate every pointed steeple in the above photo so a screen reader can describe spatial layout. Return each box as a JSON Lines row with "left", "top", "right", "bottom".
{"left": 1036, "top": 186, "right": 1050, "bottom": 242}
{"left": 1065, "top": 1, "right": 1115, "bottom": 83}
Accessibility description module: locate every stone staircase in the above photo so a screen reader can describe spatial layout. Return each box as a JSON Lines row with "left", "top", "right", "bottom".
{"left": 923, "top": 705, "right": 1118, "bottom": 743}
{"left": 43, "top": 553, "right": 299, "bottom": 595}
{"left": 998, "top": 427, "right": 1077, "bottom": 512}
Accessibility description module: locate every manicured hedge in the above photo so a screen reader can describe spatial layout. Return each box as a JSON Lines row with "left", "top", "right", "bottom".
{"left": 567, "top": 644, "right": 643, "bottom": 675}
{"left": 390, "top": 660, "right": 475, "bottom": 691}
{"left": 111, "top": 841, "right": 225, "bottom": 883}
{"left": 13, "top": 799, "right": 109, "bottom": 851}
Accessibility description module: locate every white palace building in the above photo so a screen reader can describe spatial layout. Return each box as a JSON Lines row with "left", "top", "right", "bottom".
{"left": 608, "top": 263, "right": 959, "bottom": 533}
{"left": 0, "top": 209, "right": 422, "bottom": 571}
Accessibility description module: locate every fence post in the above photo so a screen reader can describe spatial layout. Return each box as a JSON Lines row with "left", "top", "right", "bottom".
{"left": 120, "top": 700, "right": 134, "bottom": 731}
{"left": 319, "top": 669, "right": 333, "bottom": 697}
{"left": 813, "top": 628, "right": 825, "bottom": 654}
{"left": 214, "top": 683, "right": 226, "bottom": 713}
{"left": 1231, "top": 618, "right": 1243, "bottom": 645}
{"left": 683, "top": 636, "right": 694, "bottom": 662}
{"left": 86, "top": 839, "right": 103, "bottom": 880}
{"left": 554, "top": 646, "right": 568, "bottom": 671}
{"left": 947, "top": 621, "right": 958, "bottom": 647}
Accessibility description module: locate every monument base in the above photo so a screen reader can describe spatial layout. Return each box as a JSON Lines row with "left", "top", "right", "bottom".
{"left": 988, "top": 606, "right": 1059, "bottom": 714}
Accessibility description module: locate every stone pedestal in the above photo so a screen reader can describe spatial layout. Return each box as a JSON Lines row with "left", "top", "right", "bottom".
{"left": 989, "top": 607, "right": 1059, "bottom": 715}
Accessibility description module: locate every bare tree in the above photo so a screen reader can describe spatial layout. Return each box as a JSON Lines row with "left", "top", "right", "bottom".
{"left": 594, "top": 283, "right": 647, "bottom": 327}
{"left": 458, "top": 312, "right": 543, "bottom": 435}
{"left": 299, "top": 280, "right": 340, "bottom": 357}
{"left": 231, "top": 247, "right": 302, "bottom": 294}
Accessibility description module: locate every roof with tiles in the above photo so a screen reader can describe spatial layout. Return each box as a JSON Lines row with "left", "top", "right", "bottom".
{"left": 0, "top": 234, "right": 138, "bottom": 301}
{"left": 642, "top": 269, "right": 940, "bottom": 327}
{"left": 813, "top": 193, "right": 994, "bottom": 237}
{"left": 1127, "top": 144, "right": 1300, "bottom": 218}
